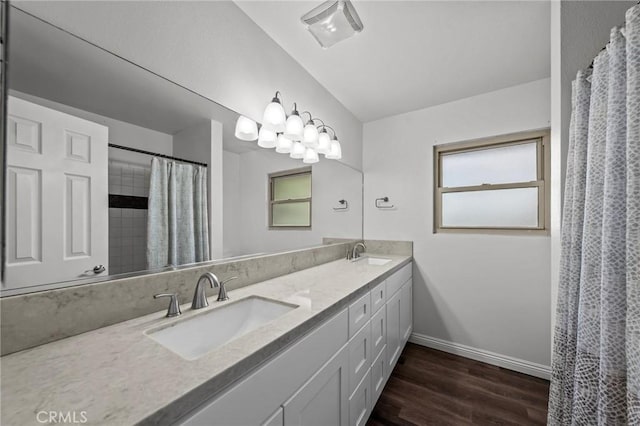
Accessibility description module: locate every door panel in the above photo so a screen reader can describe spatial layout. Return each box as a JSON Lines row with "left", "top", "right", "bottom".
{"left": 386, "top": 290, "right": 402, "bottom": 371}
{"left": 4, "top": 96, "right": 108, "bottom": 290}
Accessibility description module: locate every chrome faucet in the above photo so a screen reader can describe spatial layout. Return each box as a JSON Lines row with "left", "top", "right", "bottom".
{"left": 352, "top": 242, "right": 366, "bottom": 260}
{"left": 153, "top": 293, "right": 181, "bottom": 317}
{"left": 192, "top": 272, "right": 239, "bottom": 309}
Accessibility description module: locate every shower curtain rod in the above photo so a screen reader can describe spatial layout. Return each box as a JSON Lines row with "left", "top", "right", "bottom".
{"left": 589, "top": 0, "right": 639, "bottom": 69}
{"left": 108, "top": 143, "right": 208, "bottom": 167}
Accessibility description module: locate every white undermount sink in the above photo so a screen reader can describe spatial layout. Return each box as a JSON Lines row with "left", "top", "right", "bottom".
{"left": 146, "top": 296, "right": 298, "bottom": 360}
{"left": 353, "top": 256, "right": 392, "bottom": 266}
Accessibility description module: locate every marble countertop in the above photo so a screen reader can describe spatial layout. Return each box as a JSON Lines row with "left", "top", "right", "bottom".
{"left": 1, "top": 254, "right": 411, "bottom": 426}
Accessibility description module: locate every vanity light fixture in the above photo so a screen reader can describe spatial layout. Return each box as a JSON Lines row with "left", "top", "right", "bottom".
{"left": 302, "top": 113, "right": 320, "bottom": 148}
{"left": 284, "top": 103, "right": 304, "bottom": 141}
{"left": 275, "top": 134, "right": 293, "bottom": 153}
{"left": 234, "top": 91, "right": 342, "bottom": 163}
{"left": 325, "top": 135, "right": 342, "bottom": 160}
{"left": 234, "top": 115, "right": 259, "bottom": 141}
{"left": 290, "top": 141, "right": 306, "bottom": 159}
{"left": 262, "top": 91, "right": 286, "bottom": 133}
{"left": 301, "top": 0, "right": 364, "bottom": 49}
{"left": 257, "top": 127, "right": 277, "bottom": 148}
{"left": 303, "top": 147, "right": 320, "bottom": 164}
{"left": 317, "top": 126, "right": 332, "bottom": 155}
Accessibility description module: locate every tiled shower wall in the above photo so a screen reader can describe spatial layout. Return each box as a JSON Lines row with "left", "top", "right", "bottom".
{"left": 108, "top": 160, "right": 150, "bottom": 275}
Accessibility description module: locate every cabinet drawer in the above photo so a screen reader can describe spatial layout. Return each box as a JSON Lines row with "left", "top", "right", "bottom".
{"left": 371, "top": 346, "right": 387, "bottom": 404}
{"left": 348, "top": 321, "right": 372, "bottom": 396}
{"left": 349, "top": 292, "right": 371, "bottom": 337}
{"left": 370, "top": 280, "right": 386, "bottom": 315}
{"left": 386, "top": 262, "right": 412, "bottom": 298}
{"left": 348, "top": 369, "right": 372, "bottom": 426}
{"left": 370, "top": 306, "right": 386, "bottom": 362}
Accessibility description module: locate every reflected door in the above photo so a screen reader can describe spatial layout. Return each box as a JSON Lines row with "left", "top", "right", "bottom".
{"left": 4, "top": 96, "right": 108, "bottom": 290}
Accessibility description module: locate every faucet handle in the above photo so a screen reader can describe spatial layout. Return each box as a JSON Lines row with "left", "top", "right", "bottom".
{"left": 221, "top": 276, "right": 238, "bottom": 285}
{"left": 216, "top": 277, "right": 237, "bottom": 302}
{"left": 154, "top": 293, "right": 181, "bottom": 317}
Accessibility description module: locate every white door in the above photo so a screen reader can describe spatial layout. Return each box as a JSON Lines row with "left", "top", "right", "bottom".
{"left": 4, "top": 96, "right": 108, "bottom": 291}
{"left": 284, "top": 345, "right": 349, "bottom": 426}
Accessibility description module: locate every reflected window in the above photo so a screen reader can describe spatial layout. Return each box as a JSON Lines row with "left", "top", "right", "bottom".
{"left": 434, "top": 130, "right": 550, "bottom": 233}
{"left": 269, "top": 167, "right": 312, "bottom": 229}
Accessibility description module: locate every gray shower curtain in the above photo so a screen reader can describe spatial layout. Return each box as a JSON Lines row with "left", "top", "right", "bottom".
{"left": 548, "top": 5, "right": 639, "bottom": 425}
{"left": 146, "top": 157, "right": 210, "bottom": 270}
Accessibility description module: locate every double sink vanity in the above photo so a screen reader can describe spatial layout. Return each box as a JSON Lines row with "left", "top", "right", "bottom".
{"left": 1, "top": 247, "right": 413, "bottom": 426}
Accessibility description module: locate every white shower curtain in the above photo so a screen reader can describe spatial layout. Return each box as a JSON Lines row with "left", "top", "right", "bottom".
{"left": 548, "top": 4, "right": 639, "bottom": 425}
{"left": 146, "top": 157, "right": 210, "bottom": 270}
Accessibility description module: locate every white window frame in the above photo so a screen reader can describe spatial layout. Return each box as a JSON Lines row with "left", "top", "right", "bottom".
{"left": 433, "top": 129, "right": 550, "bottom": 235}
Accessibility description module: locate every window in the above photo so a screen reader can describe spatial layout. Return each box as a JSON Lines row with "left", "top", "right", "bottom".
{"left": 269, "top": 167, "right": 312, "bottom": 229}
{"left": 434, "top": 129, "right": 550, "bottom": 234}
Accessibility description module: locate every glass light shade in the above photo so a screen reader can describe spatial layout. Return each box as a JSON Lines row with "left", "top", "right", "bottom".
{"left": 301, "top": 0, "right": 364, "bottom": 49}
{"left": 234, "top": 115, "right": 258, "bottom": 141}
{"left": 303, "top": 123, "right": 319, "bottom": 148}
{"left": 257, "top": 127, "right": 277, "bottom": 148}
{"left": 290, "top": 141, "right": 306, "bottom": 159}
{"left": 317, "top": 131, "right": 332, "bottom": 155}
{"left": 262, "top": 100, "right": 286, "bottom": 133}
{"left": 284, "top": 114, "right": 304, "bottom": 141}
{"left": 325, "top": 139, "right": 342, "bottom": 160}
{"left": 275, "top": 134, "right": 293, "bottom": 153}
{"left": 303, "top": 148, "right": 320, "bottom": 164}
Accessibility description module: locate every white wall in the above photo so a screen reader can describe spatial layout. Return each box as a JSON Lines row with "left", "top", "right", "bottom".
{"left": 223, "top": 151, "right": 242, "bottom": 258}
{"left": 13, "top": 1, "right": 363, "bottom": 171}
{"left": 227, "top": 149, "right": 362, "bottom": 257}
{"left": 363, "top": 79, "right": 552, "bottom": 370}
{"left": 550, "top": 0, "right": 635, "bottom": 340}
{"left": 173, "top": 120, "right": 224, "bottom": 260}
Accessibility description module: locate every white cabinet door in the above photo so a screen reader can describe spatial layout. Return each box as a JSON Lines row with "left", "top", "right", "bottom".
{"left": 386, "top": 289, "right": 402, "bottom": 371}
{"left": 348, "top": 321, "right": 372, "bottom": 396}
{"left": 371, "top": 346, "right": 387, "bottom": 404}
{"left": 370, "top": 305, "right": 386, "bottom": 362}
{"left": 400, "top": 279, "right": 413, "bottom": 343}
{"left": 5, "top": 96, "right": 109, "bottom": 290}
{"left": 263, "top": 408, "right": 284, "bottom": 426}
{"left": 284, "top": 345, "right": 349, "bottom": 426}
{"left": 348, "top": 370, "right": 371, "bottom": 426}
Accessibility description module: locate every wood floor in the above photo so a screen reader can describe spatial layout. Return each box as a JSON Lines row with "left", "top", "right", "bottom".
{"left": 368, "top": 343, "right": 550, "bottom": 425}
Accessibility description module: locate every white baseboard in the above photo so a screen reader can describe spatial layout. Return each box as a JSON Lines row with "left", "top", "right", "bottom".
{"left": 408, "top": 332, "right": 551, "bottom": 380}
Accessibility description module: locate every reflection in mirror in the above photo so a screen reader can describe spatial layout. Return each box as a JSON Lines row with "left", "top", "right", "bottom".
{"left": 2, "top": 7, "right": 363, "bottom": 296}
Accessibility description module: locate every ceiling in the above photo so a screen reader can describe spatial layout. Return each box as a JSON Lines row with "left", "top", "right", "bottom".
{"left": 235, "top": 1, "right": 551, "bottom": 122}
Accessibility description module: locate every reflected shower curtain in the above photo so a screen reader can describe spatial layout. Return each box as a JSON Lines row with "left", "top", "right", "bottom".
{"left": 147, "top": 157, "right": 210, "bottom": 269}
{"left": 548, "top": 5, "right": 639, "bottom": 425}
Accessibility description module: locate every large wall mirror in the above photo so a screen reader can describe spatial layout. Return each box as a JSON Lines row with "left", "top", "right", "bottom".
{"left": 2, "top": 6, "right": 363, "bottom": 296}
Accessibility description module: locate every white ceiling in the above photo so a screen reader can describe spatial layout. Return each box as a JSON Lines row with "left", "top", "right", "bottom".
{"left": 235, "top": 1, "right": 550, "bottom": 122}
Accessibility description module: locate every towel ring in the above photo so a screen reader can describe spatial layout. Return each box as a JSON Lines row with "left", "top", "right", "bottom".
{"left": 375, "top": 197, "right": 394, "bottom": 209}
{"left": 333, "top": 199, "right": 349, "bottom": 211}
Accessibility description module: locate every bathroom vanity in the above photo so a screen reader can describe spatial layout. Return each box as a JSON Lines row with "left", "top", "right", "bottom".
{"left": 0, "top": 255, "right": 412, "bottom": 426}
